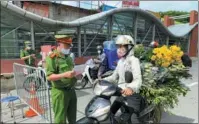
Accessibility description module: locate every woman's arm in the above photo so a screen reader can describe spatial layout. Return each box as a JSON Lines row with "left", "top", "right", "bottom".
{"left": 103, "top": 60, "right": 120, "bottom": 84}
{"left": 126, "top": 57, "right": 142, "bottom": 93}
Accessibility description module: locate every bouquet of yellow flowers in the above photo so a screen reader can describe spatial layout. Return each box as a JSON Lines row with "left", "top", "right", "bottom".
{"left": 151, "top": 45, "right": 184, "bottom": 67}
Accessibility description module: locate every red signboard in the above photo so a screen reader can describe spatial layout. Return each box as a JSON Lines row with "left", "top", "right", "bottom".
{"left": 23, "top": 2, "right": 49, "bottom": 17}
{"left": 122, "top": 0, "right": 140, "bottom": 7}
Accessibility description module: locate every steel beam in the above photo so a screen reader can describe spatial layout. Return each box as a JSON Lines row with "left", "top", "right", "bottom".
{"left": 166, "top": 36, "right": 169, "bottom": 46}
{"left": 84, "top": 28, "right": 87, "bottom": 52}
{"left": 141, "top": 26, "right": 152, "bottom": 44}
{"left": 107, "top": 16, "right": 113, "bottom": 40}
{"left": 114, "top": 18, "right": 124, "bottom": 35}
{"left": 30, "top": 21, "right": 35, "bottom": 50}
{"left": 82, "top": 18, "right": 108, "bottom": 56}
{"left": 156, "top": 28, "right": 163, "bottom": 44}
{"left": 77, "top": 27, "right": 81, "bottom": 57}
{"left": 133, "top": 13, "right": 137, "bottom": 43}
{"left": 1, "top": 22, "right": 28, "bottom": 38}
{"left": 152, "top": 24, "right": 156, "bottom": 42}
{"left": 110, "top": 15, "right": 113, "bottom": 40}
{"left": 34, "top": 23, "right": 55, "bottom": 40}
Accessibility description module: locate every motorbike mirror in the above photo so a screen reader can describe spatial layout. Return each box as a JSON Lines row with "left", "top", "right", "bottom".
{"left": 125, "top": 71, "right": 133, "bottom": 83}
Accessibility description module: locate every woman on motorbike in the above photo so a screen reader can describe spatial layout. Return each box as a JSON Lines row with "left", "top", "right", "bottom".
{"left": 103, "top": 35, "right": 142, "bottom": 123}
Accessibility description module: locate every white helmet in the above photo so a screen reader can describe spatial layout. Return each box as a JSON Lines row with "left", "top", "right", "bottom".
{"left": 97, "top": 45, "right": 103, "bottom": 50}
{"left": 115, "top": 35, "right": 135, "bottom": 46}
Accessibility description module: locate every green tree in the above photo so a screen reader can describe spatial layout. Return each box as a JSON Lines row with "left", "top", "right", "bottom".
{"left": 159, "top": 11, "right": 190, "bottom": 23}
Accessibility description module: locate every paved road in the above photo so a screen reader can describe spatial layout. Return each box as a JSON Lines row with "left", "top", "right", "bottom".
{"left": 161, "top": 60, "right": 198, "bottom": 123}
{"left": 1, "top": 60, "right": 198, "bottom": 123}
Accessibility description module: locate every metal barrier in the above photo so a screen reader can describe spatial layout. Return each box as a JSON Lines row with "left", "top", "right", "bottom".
{"left": 13, "top": 63, "right": 52, "bottom": 123}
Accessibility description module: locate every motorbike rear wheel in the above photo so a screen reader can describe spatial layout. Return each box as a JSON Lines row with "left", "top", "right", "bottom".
{"left": 151, "top": 105, "right": 162, "bottom": 123}
{"left": 74, "top": 76, "right": 88, "bottom": 90}
{"left": 138, "top": 105, "right": 162, "bottom": 124}
{"left": 146, "top": 105, "right": 162, "bottom": 124}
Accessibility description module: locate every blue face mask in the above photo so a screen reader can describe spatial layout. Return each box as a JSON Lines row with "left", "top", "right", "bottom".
{"left": 61, "top": 48, "right": 70, "bottom": 55}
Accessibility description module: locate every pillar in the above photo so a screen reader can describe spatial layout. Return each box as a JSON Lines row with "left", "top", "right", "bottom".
{"left": 164, "top": 15, "right": 174, "bottom": 27}
{"left": 188, "top": 10, "right": 198, "bottom": 57}
{"left": 30, "top": 21, "right": 35, "bottom": 50}
{"left": 77, "top": 27, "right": 81, "bottom": 57}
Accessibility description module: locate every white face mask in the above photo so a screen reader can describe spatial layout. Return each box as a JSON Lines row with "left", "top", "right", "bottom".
{"left": 26, "top": 46, "right": 31, "bottom": 50}
{"left": 61, "top": 48, "right": 70, "bottom": 55}
{"left": 97, "top": 50, "right": 101, "bottom": 54}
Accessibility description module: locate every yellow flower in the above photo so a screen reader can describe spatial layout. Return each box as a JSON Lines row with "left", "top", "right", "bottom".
{"left": 152, "top": 45, "right": 184, "bottom": 67}
{"left": 179, "top": 51, "right": 184, "bottom": 57}
{"left": 153, "top": 48, "right": 159, "bottom": 54}
{"left": 157, "top": 53, "right": 162, "bottom": 58}
{"left": 162, "top": 62, "right": 170, "bottom": 67}
{"left": 151, "top": 56, "right": 156, "bottom": 61}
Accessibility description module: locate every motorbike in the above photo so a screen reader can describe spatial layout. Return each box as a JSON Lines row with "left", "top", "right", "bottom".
{"left": 74, "top": 58, "right": 113, "bottom": 90}
{"left": 23, "top": 60, "right": 47, "bottom": 92}
{"left": 76, "top": 78, "right": 162, "bottom": 124}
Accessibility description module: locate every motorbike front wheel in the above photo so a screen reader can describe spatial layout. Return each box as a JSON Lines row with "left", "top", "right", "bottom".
{"left": 74, "top": 76, "right": 88, "bottom": 90}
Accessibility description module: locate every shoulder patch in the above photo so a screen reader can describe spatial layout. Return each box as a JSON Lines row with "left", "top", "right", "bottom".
{"left": 49, "top": 52, "right": 58, "bottom": 58}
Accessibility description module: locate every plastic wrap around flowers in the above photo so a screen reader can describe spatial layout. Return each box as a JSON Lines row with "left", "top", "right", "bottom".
{"left": 151, "top": 45, "right": 184, "bottom": 67}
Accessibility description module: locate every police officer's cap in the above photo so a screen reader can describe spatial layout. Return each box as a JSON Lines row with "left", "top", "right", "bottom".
{"left": 24, "top": 41, "right": 31, "bottom": 44}
{"left": 55, "top": 35, "right": 73, "bottom": 45}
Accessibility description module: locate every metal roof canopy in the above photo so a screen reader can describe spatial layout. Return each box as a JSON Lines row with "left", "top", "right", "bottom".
{"left": 168, "top": 23, "right": 198, "bottom": 37}
{"left": 1, "top": 1, "right": 198, "bottom": 38}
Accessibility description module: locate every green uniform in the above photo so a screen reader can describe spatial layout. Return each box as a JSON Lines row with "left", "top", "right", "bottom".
{"left": 46, "top": 51, "right": 77, "bottom": 124}
{"left": 36, "top": 53, "right": 42, "bottom": 59}
{"left": 20, "top": 49, "right": 36, "bottom": 66}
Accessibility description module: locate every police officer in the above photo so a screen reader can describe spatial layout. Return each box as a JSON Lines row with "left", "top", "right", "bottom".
{"left": 46, "top": 35, "right": 77, "bottom": 124}
{"left": 20, "top": 41, "right": 36, "bottom": 66}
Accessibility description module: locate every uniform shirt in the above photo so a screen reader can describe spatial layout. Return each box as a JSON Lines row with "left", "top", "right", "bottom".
{"left": 35, "top": 53, "right": 42, "bottom": 59}
{"left": 46, "top": 51, "right": 77, "bottom": 88}
{"left": 69, "top": 52, "right": 75, "bottom": 63}
{"left": 103, "top": 51, "right": 142, "bottom": 93}
{"left": 20, "top": 49, "right": 36, "bottom": 66}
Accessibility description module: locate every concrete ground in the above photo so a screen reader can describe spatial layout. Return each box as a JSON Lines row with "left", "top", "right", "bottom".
{"left": 1, "top": 59, "right": 198, "bottom": 123}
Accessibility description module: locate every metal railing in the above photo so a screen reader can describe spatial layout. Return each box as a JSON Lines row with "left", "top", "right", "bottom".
{"left": 13, "top": 63, "right": 52, "bottom": 123}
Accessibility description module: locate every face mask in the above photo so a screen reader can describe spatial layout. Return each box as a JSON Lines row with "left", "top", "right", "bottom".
{"left": 61, "top": 48, "right": 70, "bottom": 55}
{"left": 26, "top": 46, "right": 31, "bottom": 50}
{"left": 97, "top": 50, "right": 101, "bottom": 54}
{"left": 117, "top": 48, "right": 127, "bottom": 58}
